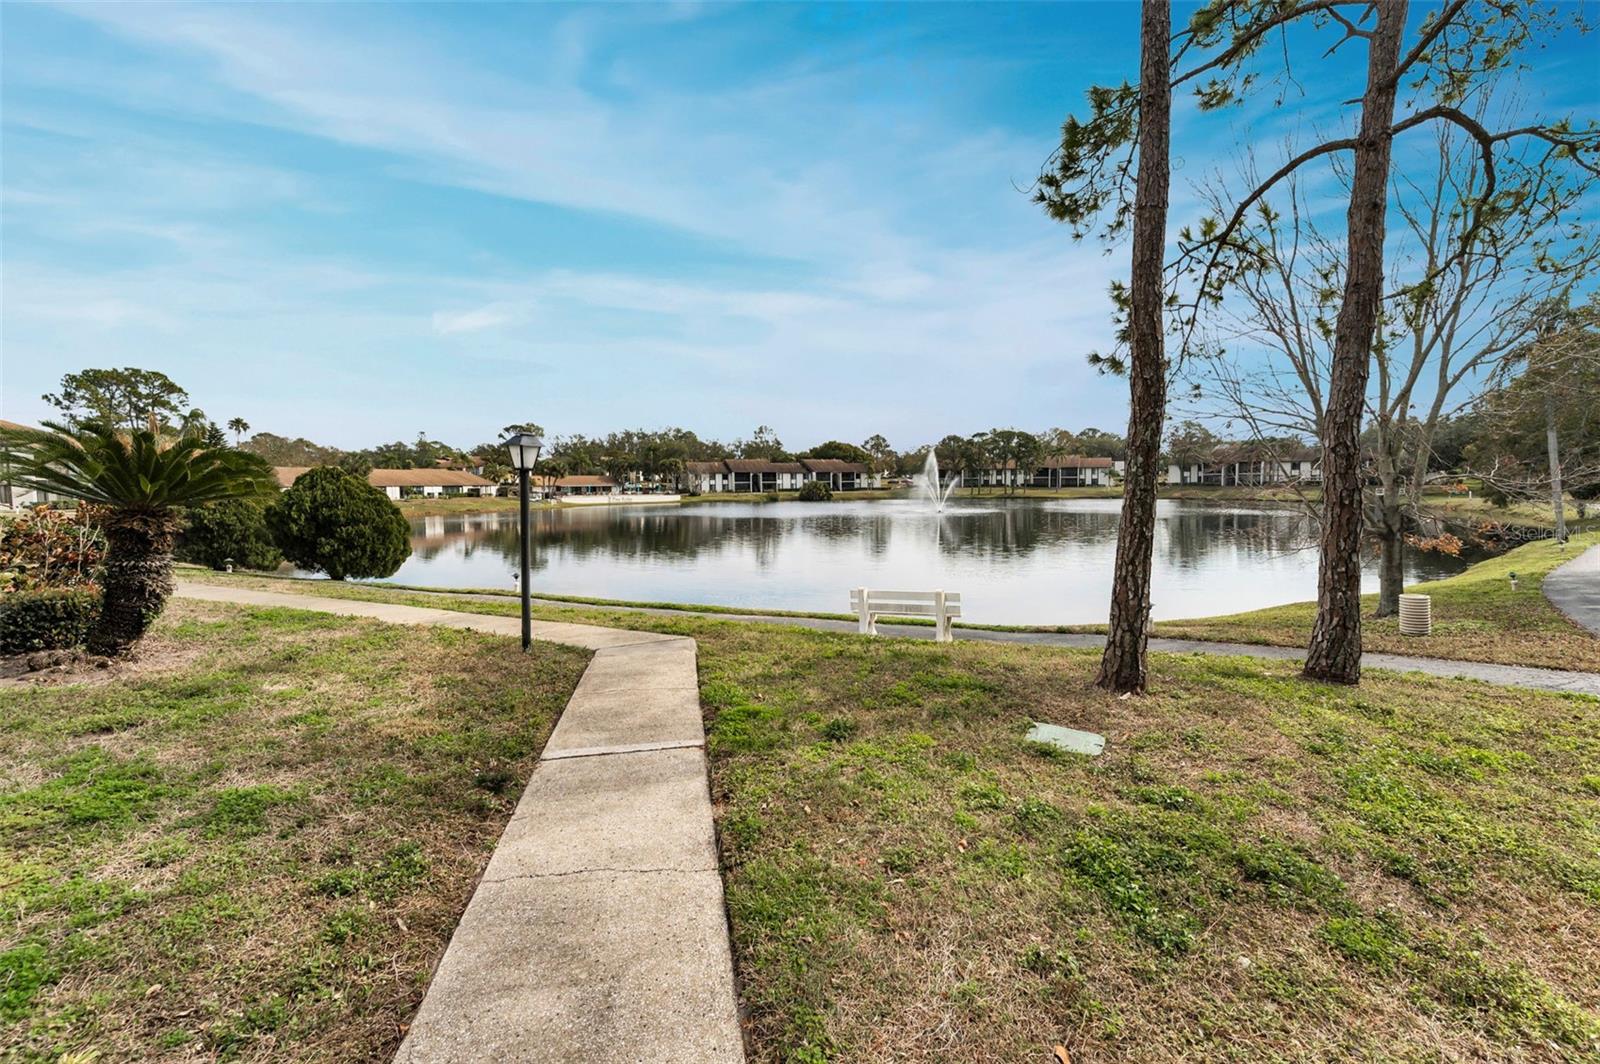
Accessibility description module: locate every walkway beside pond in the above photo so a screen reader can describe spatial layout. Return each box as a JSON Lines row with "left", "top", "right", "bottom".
{"left": 1543, "top": 543, "right": 1600, "bottom": 638}
{"left": 378, "top": 585, "right": 1600, "bottom": 698}
{"left": 175, "top": 582, "right": 746, "bottom": 1064}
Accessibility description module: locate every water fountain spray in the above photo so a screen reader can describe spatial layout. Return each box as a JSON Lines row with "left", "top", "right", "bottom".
{"left": 916, "top": 450, "right": 962, "bottom": 512}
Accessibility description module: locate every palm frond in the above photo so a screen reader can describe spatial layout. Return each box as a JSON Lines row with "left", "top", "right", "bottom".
{"left": 0, "top": 419, "right": 277, "bottom": 508}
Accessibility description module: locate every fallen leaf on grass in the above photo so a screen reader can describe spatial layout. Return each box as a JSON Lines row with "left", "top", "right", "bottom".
{"left": 1052, "top": 1046, "right": 1071, "bottom": 1064}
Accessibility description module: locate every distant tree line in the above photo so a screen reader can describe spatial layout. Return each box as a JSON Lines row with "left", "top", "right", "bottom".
{"left": 38, "top": 368, "right": 1588, "bottom": 511}
{"left": 30, "top": 371, "right": 1144, "bottom": 489}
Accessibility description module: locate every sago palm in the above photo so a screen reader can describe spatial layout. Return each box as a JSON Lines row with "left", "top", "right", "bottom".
{"left": 0, "top": 419, "right": 277, "bottom": 655}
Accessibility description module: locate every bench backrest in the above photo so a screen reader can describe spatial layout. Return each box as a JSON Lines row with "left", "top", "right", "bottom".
{"left": 850, "top": 589, "right": 962, "bottom": 616}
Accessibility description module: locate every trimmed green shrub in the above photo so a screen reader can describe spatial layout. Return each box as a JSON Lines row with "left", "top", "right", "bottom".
{"left": 797, "top": 480, "right": 834, "bottom": 502}
{"left": 178, "top": 499, "right": 282, "bottom": 571}
{"left": 265, "top": 467, "right": 410, "bottom": 580}
{"left": 0, "top": 589, "right": 101, "bottom": 653}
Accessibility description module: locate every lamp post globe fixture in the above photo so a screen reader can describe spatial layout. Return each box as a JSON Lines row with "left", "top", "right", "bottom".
{"left": 504, "top": 432, "right": 543, "bottom": 651}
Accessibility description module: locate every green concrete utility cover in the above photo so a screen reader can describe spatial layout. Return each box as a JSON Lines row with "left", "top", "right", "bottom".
{"left": 1026, "top": 722, "right": 1105, "bottom": 756}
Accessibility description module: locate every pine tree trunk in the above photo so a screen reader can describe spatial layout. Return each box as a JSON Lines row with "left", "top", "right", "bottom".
{"left": 88, "top": 509, "right": 180, "bottom": 657}
{"left": 1096, "top": 0, "right": 1170, "bottom": 695}
{"left": 1545, "top": 391, "right": 1567, "bottom": 542}
{"left": 1376, "top": 504, "right": 1405, "bottom": 618}
{"left": 1374, "top": 468, "right": 1404, "bottom": 618}
{"left": 1303, "top": 0, "right": 1407, "bottom": 685}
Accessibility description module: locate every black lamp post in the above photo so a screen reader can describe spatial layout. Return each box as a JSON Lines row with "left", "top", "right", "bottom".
{"left": 504, "top": 432, "right": 544, "bottom": 651}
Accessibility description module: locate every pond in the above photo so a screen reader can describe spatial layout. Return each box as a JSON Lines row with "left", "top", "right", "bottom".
{"left": 367, "top": 498, "right": 1468, "bottom": 626}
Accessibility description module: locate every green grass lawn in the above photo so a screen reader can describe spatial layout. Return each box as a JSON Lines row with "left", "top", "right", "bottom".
{"left": 131, "top": 579, "right": 1600, "bottom": 1061}
{"left": 393, "top": 495, "right": 550, "bottom": 516}
{"left": 1423, "top": 492, "right": 1600, "bottom": 533}
{"left": 699, "top": 626, "right": 1600, "bottom": 1062}
{"left": 1154, "top": 532, "right": 1600, "bottom": 673}
{"left": 0, "top": 601, "right": 590, "bottom": 1062}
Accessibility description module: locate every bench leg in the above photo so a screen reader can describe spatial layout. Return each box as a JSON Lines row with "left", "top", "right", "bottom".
{"left": 935, "top": 591, "right": 952, "bottom": 643}
{"left": 856, "top": 588, "right": 873, "bottom": 635}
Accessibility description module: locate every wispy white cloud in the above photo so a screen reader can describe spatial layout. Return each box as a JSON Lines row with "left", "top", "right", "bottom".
{"left": 431, "top": 303, "right": 523, "bottom": 336}
{"left": 4, "top": 2, "right": 1134, "bottom": 446}
{"left": 47, "top": 3, "right": 1047, "bottom": 269}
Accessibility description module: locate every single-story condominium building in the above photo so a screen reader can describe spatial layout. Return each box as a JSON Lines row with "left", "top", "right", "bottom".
{"left": 1167, "top": 444, "right": 1322, "bottom": 486}
{"left": 274, "top": 467, "right": 497, "bottom": 498}
{"left": 961, "top": 455, "right": 1116, "bottom": 488}
{"left": 683, "top": 459, "right": 879, "bottom": 494}
{"left": 543, "top": 475, "right": 617, "bottom": 497}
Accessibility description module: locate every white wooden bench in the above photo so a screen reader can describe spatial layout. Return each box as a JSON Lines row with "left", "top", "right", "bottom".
{"left": 850, "top": 587, "right": 962, "bottom": 643}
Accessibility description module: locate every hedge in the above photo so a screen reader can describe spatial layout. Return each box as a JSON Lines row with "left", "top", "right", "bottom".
{"left": 0, "top": 589, "right": 102, "bottom": 654}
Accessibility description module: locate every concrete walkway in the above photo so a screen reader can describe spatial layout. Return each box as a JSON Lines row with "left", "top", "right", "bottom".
{"left": 176, "top": 582, "right": 745, "bottom": 1063}
{"left": 362, "top": 584, "right": 1600, "bottom": 698}
{"left": 1544, "top": 543, "right": 1600, "bottom": 638}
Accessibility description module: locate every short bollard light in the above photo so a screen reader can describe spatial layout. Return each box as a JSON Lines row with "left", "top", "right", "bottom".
{"left": 504, "top": 431, "right": 544, "bottom": 652}
{"left": 1509, "top": 570, "right": 1519, "bottom": 591}
{"left": 1398, "top": 593, "right": 1433, "bottom": 637}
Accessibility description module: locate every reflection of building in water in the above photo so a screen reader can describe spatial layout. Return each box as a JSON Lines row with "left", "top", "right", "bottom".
{"left": 933, "top": 502, "right": 1120, "bottom": 558}
{"left": 1161, "top": 504, "right": 1315, "bottom": 569}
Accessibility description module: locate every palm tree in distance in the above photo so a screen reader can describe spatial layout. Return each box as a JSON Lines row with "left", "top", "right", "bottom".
{"left": 0, "top": 419, "right": 277, "bottom": 655}
{"left": 227, "top": 417, "right": 250, "bottom": 445}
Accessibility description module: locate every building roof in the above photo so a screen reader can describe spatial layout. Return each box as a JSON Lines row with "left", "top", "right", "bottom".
{"left": 725, "top": 459, "right": 802, "bottom": 473}
{"left": 367, "top": 468, "right": 495, "bottom": 488}
{"left": 981, "top": 456, "right": 1112, "bottom": 470}
{"left": 1205, "top": 442, "right": 1320, "bottom": 465}
{"left": 550, "top": 475, "right": 616, "bottom": 488}
{"left": 1039, "top": 455, "right": 1115, "bottom": 469}
{"left": 274, "top": 466, "right": 311, "bottom": 488}
{"left": 272, "top": 466, "right": 494, "bottom": 490}
{"left": 798, "top": 458, "right": 868, "bottom": 473}
{"left": 691, "top": 458, "right": 870, "bottom": 475}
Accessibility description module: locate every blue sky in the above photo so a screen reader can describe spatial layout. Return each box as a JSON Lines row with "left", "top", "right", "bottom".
{"left": 2, "top": 2, "right": 1596, "bottom": 452}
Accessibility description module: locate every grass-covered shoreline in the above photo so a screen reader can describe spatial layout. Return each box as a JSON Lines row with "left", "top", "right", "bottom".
{"left": 1153, "top": 532, "right": 1600, "bottom": 673}
{"left": 0, "top": 601, "right": 590, "bottom": 1061}
{"left": 182, "top": 529, "right": 1600, "bottom": 673}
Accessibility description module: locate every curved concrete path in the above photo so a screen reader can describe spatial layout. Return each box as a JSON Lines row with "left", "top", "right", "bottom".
{"left": 175, "top": 582, "right": 745, "bottom": 1064}
{"left": 1544, "top": 543, "right": 1600, "bottom": 637}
